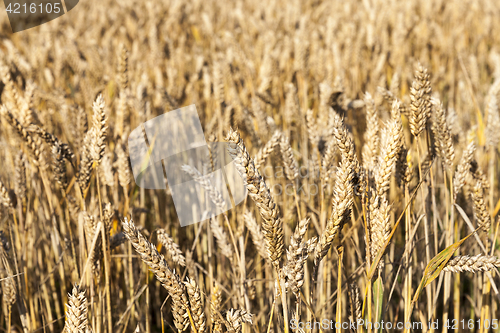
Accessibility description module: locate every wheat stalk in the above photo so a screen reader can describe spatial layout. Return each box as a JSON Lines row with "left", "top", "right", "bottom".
{"left": 362, "top": 92, "right": 379, "bottom": 172}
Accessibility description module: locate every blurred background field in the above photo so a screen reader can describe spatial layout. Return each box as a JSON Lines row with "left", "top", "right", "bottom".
{"left": 0, "top": 0, "right": 499, "bottom": 332}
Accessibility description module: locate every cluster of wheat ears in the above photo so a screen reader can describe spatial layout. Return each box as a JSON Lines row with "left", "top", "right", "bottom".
{"left": 0, "top": 0, "right": 500, "bottom": 332}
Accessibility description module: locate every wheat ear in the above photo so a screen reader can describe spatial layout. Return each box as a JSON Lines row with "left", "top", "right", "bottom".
{"left": 185, "top": 277, "right": 206, "bottom": 333}
{"left": 63, "top": 285, "right": 88, "bottom": 333}
{"left": 431, "top": 97, "right": 455, "bottom": 171}
{"left": 471, "top": 181, "right": 490, "bottom": 232}
{"left": 284, "top": 218, "right": 316, "bottom": 297}
{"left": 453, "top": 141, "right": 475, "bottom": 201}
{"left": 225, "top": 309, "right": 254, "bottom": 333}
{"left": 443, "top": 254, "right": 500, "bottom": 273}
{"left": 210, "top": 284, "right": 222, "bottom": 333}
{"left": 157, "top": 229, "right": 186, "bottom": 267}
{"left": 122, "top": 218, "right": 190, "bottom": 332}
{"left": 90, "top": 94, "right": 108, "bottom": 165}
{"left": 226, "top": 128, "right": 284, "bottom": 268}
{"left": 375, "top": 105, "right": 403, "bottom": 199}
{"left": 409, "top": 63, "right": 432, "bottom": 137}
{"left": 279, "top": 134, "right": 299, "bottom": 181}
{"left": 314, "top": 155, "right": 354, "bottom": 272}
{"left": 243, "top": 211, "right": 268, "bottom": 259}
{"left": 0, "top": 106, "right": 42, "bottom": 166}
{"left": 253, "top": 130, "right": 281, "bottom": 170}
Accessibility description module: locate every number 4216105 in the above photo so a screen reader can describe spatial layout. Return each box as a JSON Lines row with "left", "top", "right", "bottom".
{"left": 445, "top": 319, "right": 498, "bottom": 330}
{"left": 6, "top": 2, "right": 61, "bottom": 14}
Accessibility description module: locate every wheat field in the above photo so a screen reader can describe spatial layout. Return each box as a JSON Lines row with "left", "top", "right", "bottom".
{"left": 0, "top": 0, "right": 500, "bottom": 332}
